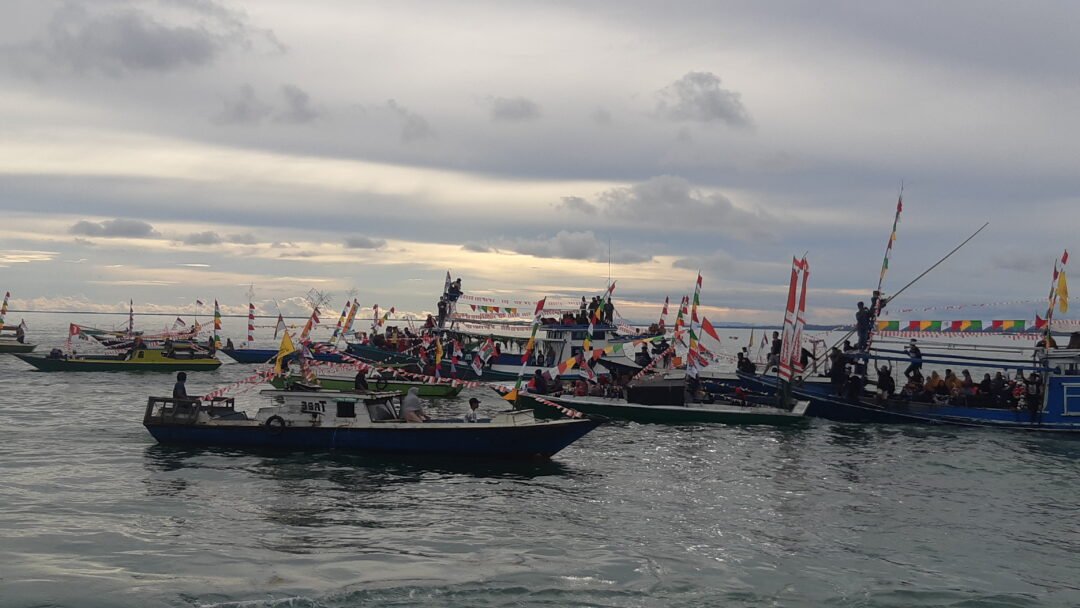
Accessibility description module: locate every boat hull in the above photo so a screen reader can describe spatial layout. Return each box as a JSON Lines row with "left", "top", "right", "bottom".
{"left": 514, "top": 393, "right": 807, "bottom": 426}
{"left": 222, "top": 348, "right": 345, "bottom": 364}
{"left": 144, "top": 418, "right": 600, "bottom": 458}
{"left": 0, "top": 342, "right": 36, "bottom": 354}
{"left": 14, "top": 354, "right": 221, "bottom": 372}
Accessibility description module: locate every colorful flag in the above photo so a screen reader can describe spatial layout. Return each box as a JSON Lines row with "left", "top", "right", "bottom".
{"left": 330, "top": 300, "right": 351, "bottom": 342}
{"left": 300, "top": 306, "right": 320, "bottom": 341}
{"left": 686, "top": 273, "right": 704, "bottom": 378}
{"left": 247, "top": 303, "right": 256, "bottom": 343}
{"left": 274, "top": 331, "right": 296, "bottom": 375}
{"left": 701, "top": 316, "right": 721, "bottom": 342}
{"left": 877, "top": 320, "right": 900, "bottom": 331}
{"left": 658, "top": 296, "right": 669, "bottom": 330}
{"left": 877, "top": 192, "right": 903, "bottom": 292}
{"left": 341, "top": 299, "right": 360, "bottom": 338}
{"left": 1059, "top": 270, "right": 1069, "bottom": 314}
{"left": 0, "top": 291, "right": 8, "bottom": 326}
{"left": 212, "top": 300, "right": 222, "bottom": 348}
{"left": 513, "top": 297, "right": 547, "bottom": 392}
{"left": 273, "top": 313, "right": 286, "bottom": 339}
{"left": 777, "top": 260, "right": 800, "bottom": 382}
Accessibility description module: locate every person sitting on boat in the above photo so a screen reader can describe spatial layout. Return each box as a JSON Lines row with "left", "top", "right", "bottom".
{"left": 903, "top": 339, "right": 923, "bottom": 379}
{"left": 465, "top": 397, "right": 480, "bottom": 422}
{"left": 960, "top": 370, "right": 976, "bottom": 400}
{"left": 206, "top": 336, "right": 216, "bottom": 356}
{"left": 736, "top": 351, "right": 757, "bottom": 375}
{"left": 635, "top": 344, "right": 651, "bottom": 367}
{"left": 875, "top": 366, "right": 895, "bottom": 401}
{"left": 978, "top": 373, "right": 993, "bottom": 406}
{"left": 943, "top": 369, "right": 962, "bottom": 398}
{"left": 923, "top": 371, "right": 946, "bottom": 399}
{"left": 400, "top": 387, "right": 428, "bottom": 422}
{"left": 354, "top": 370, "right": 369, "bottom": 392}
{"left": 828, "top": 348, "right": 848, "bottom": 395}
{"left": 573, "top": 380, "right": 588, "bottom": 396}
{"left": 173, "top": 372, "right": 192, "bottom": 404}
{"left": 530, "top": 369, "right": 549, "bottom": 395}
{"left": 424, "top": 315, "right": 436, "bottom": 329}
{"left": 991, "top": 372, "right": 1008, "bottom": 406}
{"left": 226, "top": 338, "right": 234, "bottom": 350}
{"left": 899, "top": 377, "right": 920, "bottom": 401}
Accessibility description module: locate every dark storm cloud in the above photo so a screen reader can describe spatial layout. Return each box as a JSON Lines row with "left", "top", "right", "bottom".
{"left": 213, "top": 84, "right": 272, "bottom": 125}
{"left": 183, "top": 230, "right": 223, "bottom": 245}
{"left": 69, "top": 218, "right": 160, "bottom": 238}
{"left": 386, "top": 100, "right": 435, "bottom": 142}
{"left": 504, "top": 230, "right": 651, "bottom": 264}
{"left": 343, "top": 236, "right": 387, "bottom": 249}
{"left": 276, "top": 84, "right": 320, "bottom": 124}
{"left": 656, "top": 72, "right": 751, "bottom": 128}
{"left": 489, "top": 96, "right": 541, "bottom": 122}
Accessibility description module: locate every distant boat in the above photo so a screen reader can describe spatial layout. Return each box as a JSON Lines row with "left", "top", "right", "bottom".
{"left": 143, "top": 389, "right": 601, "bottom": 459}
{"left": 0, "top": 324, "right": 35, "bottom": 353}
{"left": 14, "top": 347, "right": 221, "bottom": 372}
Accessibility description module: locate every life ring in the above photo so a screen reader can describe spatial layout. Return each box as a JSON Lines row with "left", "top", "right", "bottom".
{"left": 375, "top": 377, "right": 389, "bottom": 391}
{"left": 265, "top": 415, "right": 286, "bottom": 433}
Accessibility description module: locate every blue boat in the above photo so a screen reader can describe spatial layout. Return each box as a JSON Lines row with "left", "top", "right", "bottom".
{"left": 734, "top": 350, "right": 1080, "bottom": 431}
{"left": 143, "top": 390, "right": 601, "bottom": 458}
{"left": 222, "top": 346, "right": 346, "bottom": 364}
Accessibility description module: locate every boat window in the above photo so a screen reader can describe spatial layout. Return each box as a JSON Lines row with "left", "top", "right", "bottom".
{"left": 336, "top": 401, "right": 356, "bottom": 418}
{"left": 1063, "top": 384, "right": 1080, "bottom": 416}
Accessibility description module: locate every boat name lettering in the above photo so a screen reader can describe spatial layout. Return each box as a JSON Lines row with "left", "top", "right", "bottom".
{"left": 301, "top": 400, "right": 326, "bottom": 413}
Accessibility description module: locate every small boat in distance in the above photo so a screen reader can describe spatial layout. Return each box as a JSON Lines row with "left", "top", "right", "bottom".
{"left": 143, "top": 389, "right": 601, "bottom": 459}
{"left": 15, "top": 347, "right": 221, "bottom": 372}
{"left": 0, "top": 325, "right": 35, "bottom": 353}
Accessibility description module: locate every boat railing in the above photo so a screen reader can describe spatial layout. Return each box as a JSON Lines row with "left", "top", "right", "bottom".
{"left": 144, "top": 396, "right": 238, "bottom": 425}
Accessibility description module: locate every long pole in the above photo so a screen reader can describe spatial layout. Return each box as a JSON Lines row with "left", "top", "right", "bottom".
{"left": 806, "top": 222, "right": 990, "bottom": 378}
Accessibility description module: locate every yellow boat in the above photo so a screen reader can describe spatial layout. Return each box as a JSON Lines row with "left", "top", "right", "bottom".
{"left": 15, "top": 347, "right": 221, "bottom": 372}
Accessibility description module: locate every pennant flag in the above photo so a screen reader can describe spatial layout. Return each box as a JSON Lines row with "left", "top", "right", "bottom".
{"left": 1034, "top": 315, "right": 1048, "bottom": 330}
{"left": 341, "top": 299, "right": 360, "bottom": 338}
{"left": 877, "top": 192, "right": 903, "bottom": 291}
{"left": 273, "top": 313, "right": 286, "bottom": 339}
{"left": 69, "top": 323, "right": 80, "bottom": 336}
{"left": 1059, "top": 270, "right": 1069, "bottom": 314}
{"left": 247, "top": 303, "right": 256, "bottom": 343}
{"left": 330, "top": 300, "right": 351, "bottom": 342}
{"left": 174, "top": 316, "right": 186, "bottom": 328}
{"left": 274, "top": 331, "right": 297, "bottom": 375}
{"left": 196, "top": 299, "right": 204, "bottom": 307}
{"left": 701, "top": 316, "right": 721, "bottom": 342}
{"left": 502, "top": 388, "right": 519, "bottom": 402}
{"left": 687, "top": 273, "right": 704, "bottom": 378}
{"left": 213, "top": 300, "right": 222, "bottom": 348}
{"left": 300, "top": 306, "right": 320, "bottom": 340}
{"left": 877, "top": 320, "right": 900, "bottom": 331}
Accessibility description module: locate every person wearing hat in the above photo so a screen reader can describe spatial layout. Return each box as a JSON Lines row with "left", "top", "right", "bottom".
{"left": 903, "top": 339, "right": 923, "bottom": 379}
{"left": 465, "top": 397, "right": 480, "bottom": 422}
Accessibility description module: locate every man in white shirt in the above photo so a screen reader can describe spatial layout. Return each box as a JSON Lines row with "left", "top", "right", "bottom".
{"left": 465, "top": 397, "right": 480, "bottom": 422}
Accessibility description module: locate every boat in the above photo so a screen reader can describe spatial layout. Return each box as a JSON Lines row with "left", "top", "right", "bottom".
{"left": 268, "top": 371, "right": 464, "bottom": 398}
{"left": 143, "top": 389, "right": 601, "bottom": 458}
{"left": 222, "top": 345, "right": 346, "bottom": 364}
{"left": 14, "top": 347, "right": 221, "bottom": 372}
{"left": 508, "top": 390, "right": 808, "bottom": 426}
{"left": 736, "top": 348, "right": 1080, "bottom": 431}
{"left": 0, "top": 326, "right": 35, "bottom": 353}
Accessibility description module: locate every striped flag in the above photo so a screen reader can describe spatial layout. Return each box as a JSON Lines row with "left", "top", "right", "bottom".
{"left": 213, "top": 300, "right": 222, "bottom": 348}
{"left": 247, "top": 303, "right": 256, "bottom": 343}
{"left": 877, "top": 192, "right": 902, "bottom": 292}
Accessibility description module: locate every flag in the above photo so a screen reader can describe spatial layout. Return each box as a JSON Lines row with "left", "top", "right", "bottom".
{"left": 471, "top": 353, "right": 484, "bottom": 376}
{"left": 1059, "top": 270, "right": 1069, "bottom": 314}
{"left": 300, "top": 306, "right": 320, "bottom": 341}
{"left": 701, "top": 317, "right": 721, "bottom": 342}
{"left": 444, "top": 271, "right": 452, "bottom": 295}
{"left": 247, "top": 303, "right": 256, "bottom": 343}
{"left": 213, "top": 300, "right": 222, "bottom": 348}
{"left": 273, "top": 313, "right": 286, "bottom": 339}
{"left": 0, "top": 291, "right": 8, "bottom": 325}
{"left": 502, "top": 388, "right": 519, "bottom": 402}
{"left": 69, "top": 323, "right": 80, "bottom": 336}
{"left": 331, "top": 300, "right": 351, "bottom": 342}
{"left": 128, "top": 299, "right": 135, "bottom": 335}
{"left": 341, "top": 299, "right": 360, "bottom": 338}
{"left": 174, "top": 317, "right": 186, "bottom": 328}
{"left": 274, "top": 331, "right": 297, "bottom": 375}
{"left": 877, "top": 192, "right": 903, "bottom": 292}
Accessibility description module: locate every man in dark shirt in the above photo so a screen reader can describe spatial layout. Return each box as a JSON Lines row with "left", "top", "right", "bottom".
{"left": 173, "top": 372, "right": 189, "bottom": 402}
{"left": 354, "top": 371, "right": 369, "bottom": 392}
{"left": 904, "top": 339, "right": 923, "bottom": 379}
{"left": 855, "top": 301, "right": 872, "bottom": 350}
{"left": 532, "top": 369, "right": 549, "bottom": 395}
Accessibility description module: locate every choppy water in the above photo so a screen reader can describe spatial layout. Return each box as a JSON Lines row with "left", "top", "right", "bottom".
{"left": 1, "top": 314, "right": 1078, "bottom": 607}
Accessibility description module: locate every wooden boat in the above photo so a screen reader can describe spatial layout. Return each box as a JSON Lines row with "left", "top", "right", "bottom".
{"left": 221, "top": 346, "right": 346, "bottom": 364}
{"left": 143, "top": 389, "right": 601, "bottom": 458}
{"left": 509, "top": 391, "right": 808, "bottom": 426}
{"left": 737, "top": 349, "right": 1080, "bottom": 431}
{"left": 268, "top": 371, "right": 464, "bottom": 398}
{"left": 0, "top": 326, "right": 35, "bottom": 353}
{"left": 14, "top": 347, "right": 221, "bottom": 372}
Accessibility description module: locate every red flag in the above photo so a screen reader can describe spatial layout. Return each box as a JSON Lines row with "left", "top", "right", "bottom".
{"left": 69, "top": 323, "right": 80, "bottom": 336}
{"left": 701, "top": 317, "right": 721, "bottom": 342}
{"left": 1063, "top": 250, "right": 1070, "bottom": 265}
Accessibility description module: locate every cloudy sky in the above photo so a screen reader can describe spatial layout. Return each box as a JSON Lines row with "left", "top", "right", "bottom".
{"left": 1, "top": 0, "right": 1078, "bottom": 324}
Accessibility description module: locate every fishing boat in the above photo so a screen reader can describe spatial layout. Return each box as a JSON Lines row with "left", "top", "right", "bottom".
{"left": 143, "top": 389, "right": 601, "bottom": 458}
{"left": 506, "top": 389, "right": 808, "bottom": 426}
{"left": 268, "top": 370, "right": 464, "bottom": 398}
{"left": 0, "top": 326, "right": 35, "bottom": 353}
{"left": 14, "top": 347, "right": 221, "bottom": 372}
{"left": 222, "top": 345, "right": 346, "bottom": 364}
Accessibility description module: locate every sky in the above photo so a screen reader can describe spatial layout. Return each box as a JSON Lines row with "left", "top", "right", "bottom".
{"left": 1, "top": 0, "right": 1078, "bottom": 325}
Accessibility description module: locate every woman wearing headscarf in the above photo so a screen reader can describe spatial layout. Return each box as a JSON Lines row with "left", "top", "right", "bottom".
{"left": 400, "top": 387, "right": 427, "bottom": 422}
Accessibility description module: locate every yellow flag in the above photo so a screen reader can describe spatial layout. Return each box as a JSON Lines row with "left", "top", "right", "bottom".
{"left": 435, "top": 339, "right": 444, "bottom": 366}
{"left": 274, "top": 331, "right": 297, "bottom": 375}
{"left": 1059, "top": 271, "right": 1069, "bottom": 313}
{"left": 502, "top": 388, "right": 519, "bottom": 402}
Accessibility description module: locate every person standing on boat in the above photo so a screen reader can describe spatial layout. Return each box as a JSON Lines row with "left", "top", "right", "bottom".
{"left": 768, "top": 331, "right": 782, "bottom": 371}
{"left": 603, "top": 299, "right": 614, "bottom": 325}
{"left": 903, "top": 339, "right": 923, "bottom": 379}
{"left": 436, "top": 297, "right": 449, "bottom": 328}
{"left": 855, "top": 301, "right": 872, "bottom": 350}
{"left": 401, "top": 387, "right": 428, "bottom": 422}
{"left": 875, "top": 366, "right": 895, "bottom": 401}
{"left": 465, "top": 397, "right": 480, "bottom": 422}
{"left": 15, "top": 323, "right": 25, "bottom": 343}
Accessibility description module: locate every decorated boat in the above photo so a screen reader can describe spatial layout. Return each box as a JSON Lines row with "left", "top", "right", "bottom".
{"left": 506, "top": 389, "right": 808, "bottom": 426}
{"left": 14, "top": 347, "right": 221, "bottom": 372}
{"left": 143, "top": 389, "right": 601, "bottom": 458}
{"left": 268, "top": 370, "right": 464, "bottom": 398}
{"left": 222, "top": 345, "right": 346, "bottom": 364}
{"left": 0, "top": 327, "right": 35, "bottom": 353}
